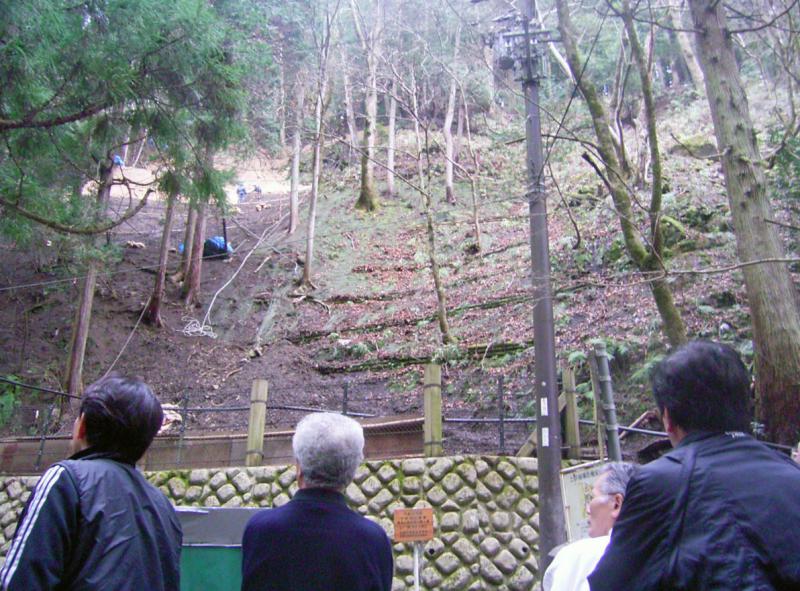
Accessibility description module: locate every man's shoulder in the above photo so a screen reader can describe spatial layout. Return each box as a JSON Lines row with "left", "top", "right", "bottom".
{"left": 245, "top": 498, "right": 387, "bottom": 541}
{"left": 557, "top": 535, "right": 610, "bottom": 560}
{"left": 350, "top": 511, "right": 389, "bottom": 539}
{"left": 632, "top": 451, "right": 682, "bottom": 484}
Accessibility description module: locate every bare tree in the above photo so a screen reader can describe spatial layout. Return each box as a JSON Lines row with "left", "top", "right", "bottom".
{"left": 351, "top": 0, "right": 383, "bottom": 211}
{"left": 668, "top": 1, "right": 704, "bottom": 90}
{"left": 443, "top": 25, "right": 462, "bottom": 205}
{"left": 182, "top": 202, "right": 206, "bottom": 306}
{"left": 289, "top": 77, "right": 306, "bottom": 235}
{"left": 386, "top": 77, "right": 397, "bottom": 196}
{"left": 555, "top": 0, "right": 688, "bottom": 347}
{"left": 303, "top": 0, "right": 341, "bottom": 286}
{"left": 143, "top": 190, "right": 177, "bottom": 327}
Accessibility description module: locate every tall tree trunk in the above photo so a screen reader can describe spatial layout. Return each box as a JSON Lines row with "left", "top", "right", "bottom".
{"left": 303, "top": 2, "right": 337, "bottom": 286}
{"left": 182, "top": 202, "right": 206, "bottom": 307}
{"left": 342, "top": 63, "right": 359, "bottom": 165}
{"left": 422, "top": 188, "right": 454, "bottom": 345}
{"left": 304, "top": 85, "right": 326, "bottom": 286}
{"left": 143, "top": 193, "right": 176, "bottom": 327}
{"left": 625, "top": 24, "right": 656, "bottom": 189}
{"left": 689, "top": 0, "right": 800, "bottom": 443}
{"left": 277, "top": 51, "right": 287, "bottom": 150}
{"left": 351, "top": 0, "right": 381, "bottom": 211}
{"left": 609, "top": 37, "right": 633, "bottom": 178}
{"left": 454, "top": 102, "right": 464, "bottom": 166}
{"left": 462, "top": 91, "right": 483, "bottom": 253}
{"left": 64, "top": 162, "right": 114, "bottom": 399}
{"left": 121, "top": 125, "right": 132, "bottom": 165}
{"left": 443, "top": 26, "right": 462, "bottom": 205}
{"left": 180, "top": 206, "right": 197, "bottom": 279}
{"left": 355, "top": 50, "right": 379, "bottom": 210}
{"left": 556, "top": 0, "right": 688, "bottom": 347}
{"left": 386, "top": 78, "right": 397, "bottom": 197}
{"left": 289, "top": 80, "right": 306, "bottom": 235}
{"left": 410, "top": 67, "right": 427, "bottom": 192}
{"left": 669, "top": 3, "right": 705, "bottom": 90}
{"left": 131, "top": 130, "right": 147, "bottom": 168}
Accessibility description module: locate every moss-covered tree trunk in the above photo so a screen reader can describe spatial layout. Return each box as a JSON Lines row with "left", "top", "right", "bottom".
{"left": 555, "top": 0, "right": 687, "bottom": 347}
{"left": 689, "top": 0, "right": 800, "bottom": 443}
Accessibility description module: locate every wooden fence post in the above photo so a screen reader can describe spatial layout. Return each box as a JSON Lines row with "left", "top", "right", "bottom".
{"left": 588, "top": 350, "right": 606, "bottom": 459}
{"left": 423, "top": 364, "right": 443, "bottom": 457}
{"left": 498, "top": 376, "right": 505, "bottom": 455}
{"left": 246, "top": 380, "right": 269, "bottom": 467}
{"left": 593, "top": 341, "right": 622, "bottom": 461}
{"left": 562, "top": 365, "right": 581, "bottom": 459}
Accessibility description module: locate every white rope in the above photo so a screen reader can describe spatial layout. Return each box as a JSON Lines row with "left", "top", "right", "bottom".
{"left": 103, "top": 295, "right": 151, "bottom": 376}
{"left": 182, "top": 211, "right": 289, "bottom": 338}
{"left": 181, "top": 314, "right": 218, "bottom": 339}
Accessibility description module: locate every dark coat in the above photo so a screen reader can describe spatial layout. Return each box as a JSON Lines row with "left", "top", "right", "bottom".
{"left": 589, "top": 431, "right": 800, "bottom": 591}
{"left": 0, "top": 448, "right": 182, "bottom": 591}
{"left": 241, "top": 488, "right": 393, "bottom": 591}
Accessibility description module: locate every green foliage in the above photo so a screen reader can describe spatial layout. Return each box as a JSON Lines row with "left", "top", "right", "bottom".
{"left": 0, "top": 377, "right": 22, "bottom": 428}
{"left": 628, "top": 353, "right": 666, "bottom": 385}
{"left": 567, "top": 350, "right": 588, "bottom": 366}
{"left": 588, "top": 337, "right": 639, "bottom": 375}
{"left": 772, "top": 134, "right": 800, "bottom": 201}
{"left": 432, "top": 344, "right": 462, "bottom": 365}
{"left": 0, "top": 0, "right": 250, "bottom": 239}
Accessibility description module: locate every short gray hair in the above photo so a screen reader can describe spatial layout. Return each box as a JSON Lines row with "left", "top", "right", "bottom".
{"left": 292, "top": 412, "right": 365, "bottom": 490}
{"left": 597, "top": 462, "right": 637, "bottom": 496}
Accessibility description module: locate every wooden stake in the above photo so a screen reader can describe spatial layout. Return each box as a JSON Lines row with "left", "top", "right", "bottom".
{"left": 246, "top": 380, "right": 269, "bottom": 467}
{"left": 562, "top": 365, "right": 581, "bottom": 459}
{"left": 588, "top": 350, "right": 606, "bottom": 459}
{"left": 423, "top": 364, "right": 442, "bottom": 456}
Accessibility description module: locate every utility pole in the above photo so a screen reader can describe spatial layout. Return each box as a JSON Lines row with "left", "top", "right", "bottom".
{"left": 520, "top": 0, "right": 568, "bottom": 573}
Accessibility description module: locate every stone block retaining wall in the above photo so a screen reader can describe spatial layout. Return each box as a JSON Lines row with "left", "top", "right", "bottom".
{"left": 0, "top": 456, "right": 541, "bottom": 590}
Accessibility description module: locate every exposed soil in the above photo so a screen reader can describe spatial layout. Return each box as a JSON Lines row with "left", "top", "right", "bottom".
{"left": 1, "top": 87, "right": 796, "bottom": 459}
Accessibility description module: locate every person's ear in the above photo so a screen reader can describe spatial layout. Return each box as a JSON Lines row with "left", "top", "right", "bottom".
{"left": 611, "top": 493, "right": 624, "bottom": 519}
{"left": 76, "top": 414, "right": 87, "bottom": 441}
{"left": 295, "top": 462, "right": 304, "bottom": 489}
{"left": 661, "top": 407, "right": 674, "bottom": 433}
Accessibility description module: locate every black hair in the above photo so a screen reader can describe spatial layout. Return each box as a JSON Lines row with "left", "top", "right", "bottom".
{"left": 80, "top": 375, "right": 163, "bottom": 463}
{"left": 651, "top": 340, "right": 751, "bottom": 433}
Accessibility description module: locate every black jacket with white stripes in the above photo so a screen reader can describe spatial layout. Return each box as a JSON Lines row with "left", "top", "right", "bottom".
{"left": 0, "top": 448, "right": 182, "bottom": 591}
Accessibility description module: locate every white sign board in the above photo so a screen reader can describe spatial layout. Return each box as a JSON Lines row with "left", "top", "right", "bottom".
{"left": 560, "top": 460, "right": 606, "bottom": 542}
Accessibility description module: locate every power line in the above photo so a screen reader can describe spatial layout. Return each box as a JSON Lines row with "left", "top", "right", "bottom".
{"left": 0, "top": 376, "right": 81, "bottom": 400}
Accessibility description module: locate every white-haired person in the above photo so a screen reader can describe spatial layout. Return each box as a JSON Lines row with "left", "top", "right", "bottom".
{"left": 543, "top": 462, "right": 637, "bottom": 591}
{"left": 241, "top": 412, "right": 393, "bottom": 591}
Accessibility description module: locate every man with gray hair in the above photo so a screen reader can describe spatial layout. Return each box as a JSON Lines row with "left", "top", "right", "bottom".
{"left": 543, "top": 462, "right": 637, "bottom": 591}
{"left": 241, "top": 412, "right": 393, "bottom": 591}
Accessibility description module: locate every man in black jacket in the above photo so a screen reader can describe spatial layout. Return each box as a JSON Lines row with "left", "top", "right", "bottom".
{"left": 0, "top": 376, "right": 182, "bottom": 591}
{"left": 589, "top": 341, "right": 800, "bottom": 590}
